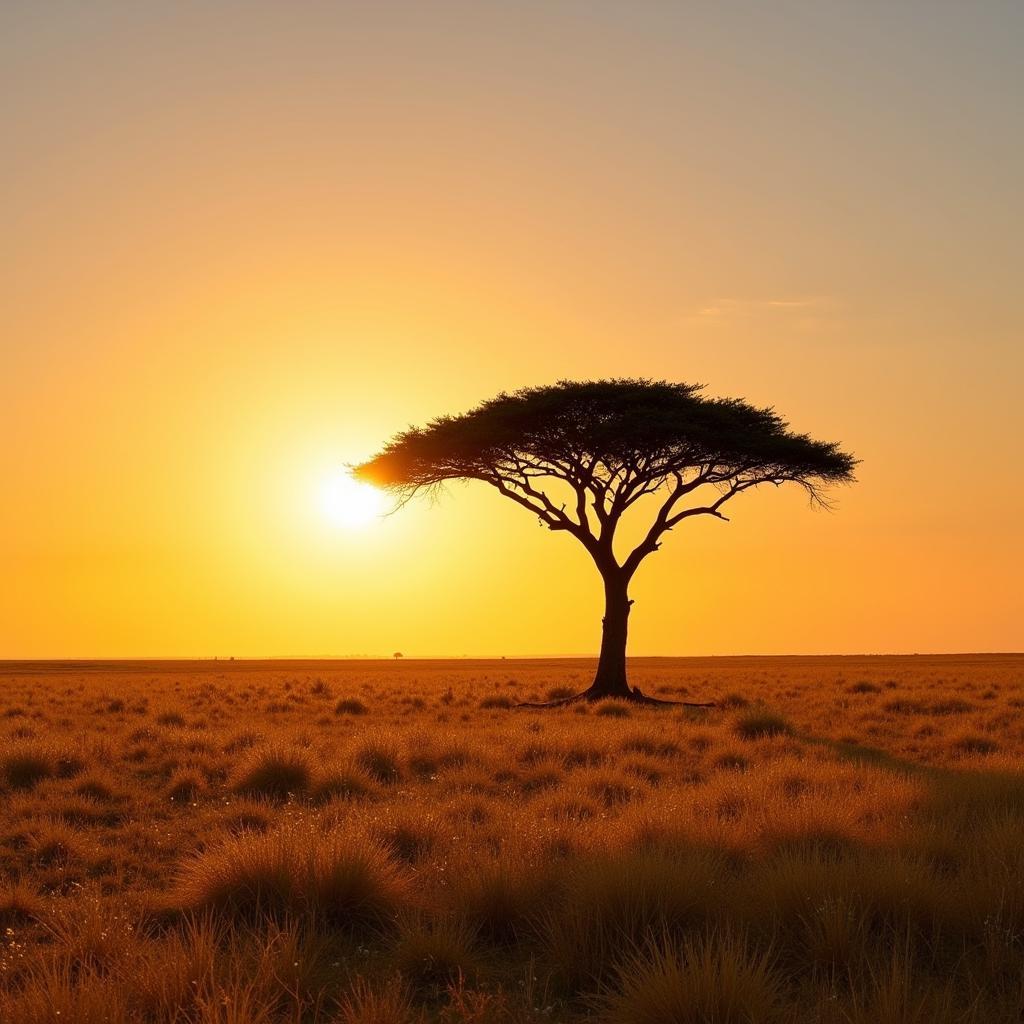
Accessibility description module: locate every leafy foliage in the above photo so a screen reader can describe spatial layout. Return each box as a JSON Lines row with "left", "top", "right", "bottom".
{"left": 356, "top": 379, "right": 856, "bottom": 570}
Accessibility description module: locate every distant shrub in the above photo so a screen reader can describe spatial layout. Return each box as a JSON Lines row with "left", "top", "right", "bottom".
{"left": 156, "top": 712, "right": 186, "bottom": 727}
{"left": 173, "top": 824, "right": 411, "bottom": 933}
{"left": 230, "top": 746, "right": 313, "bottom": 799}
{"left": 735, "top": 710, "right": 793, "bottom": 740}
{"left": 335, "top": 698, "right": 369, "bottom": 716}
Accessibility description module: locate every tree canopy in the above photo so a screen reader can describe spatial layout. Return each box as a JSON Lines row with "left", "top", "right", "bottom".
{"left": 355, "top": 379, "right": 855, "bottom": 568}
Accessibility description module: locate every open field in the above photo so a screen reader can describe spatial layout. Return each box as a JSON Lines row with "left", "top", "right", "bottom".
{"left": 2, "top": 654, "right": 1024, "bottom": 1022}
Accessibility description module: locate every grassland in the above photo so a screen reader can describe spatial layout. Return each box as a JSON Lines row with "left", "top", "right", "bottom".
{"left": 1, "top": 654, "right": 1023, "bottom": 1023}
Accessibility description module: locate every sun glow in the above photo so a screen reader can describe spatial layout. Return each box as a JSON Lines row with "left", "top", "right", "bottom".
{"left": 320, "top": 470, "right": 386, "bottom": 528}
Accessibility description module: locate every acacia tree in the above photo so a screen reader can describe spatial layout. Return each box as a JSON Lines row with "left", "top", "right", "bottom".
{"left": 355, "top": 379, "right": 855, "bottom": 703}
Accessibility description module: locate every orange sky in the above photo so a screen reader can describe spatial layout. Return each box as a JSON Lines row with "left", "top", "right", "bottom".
{"left": 3, "top": 3, "right": 1022, "bottom": 657}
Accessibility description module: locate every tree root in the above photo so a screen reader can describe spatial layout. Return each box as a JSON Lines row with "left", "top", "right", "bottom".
{"left": 516, "top": 685, "right": 716, "bottom": 710}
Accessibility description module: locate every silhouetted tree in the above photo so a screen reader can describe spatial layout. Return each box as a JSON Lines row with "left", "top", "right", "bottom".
{"left": 356, "top": 380, "right": 856, "bottom": 703}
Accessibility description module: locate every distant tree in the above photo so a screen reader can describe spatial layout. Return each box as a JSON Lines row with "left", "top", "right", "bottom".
{"left": 393, "top": 651, "right": 404, "bottom": 660}
{"left": 355, "top": 380, "right": 855, "bottom": 704}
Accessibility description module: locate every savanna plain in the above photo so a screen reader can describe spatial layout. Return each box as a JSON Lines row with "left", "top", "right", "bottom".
{"left": 2, "top": 655, "right": 1024, "bottom": 1023}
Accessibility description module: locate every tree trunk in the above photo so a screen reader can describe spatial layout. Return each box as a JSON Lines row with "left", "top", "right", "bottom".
{"left": 512, "top": 565, "right": 712, "bottom": 708}
{"left": 585, "top": 571, "right": 632, "bottom": 699}
{"left": 515, "top": 565, "right": 714, "bottom": 709}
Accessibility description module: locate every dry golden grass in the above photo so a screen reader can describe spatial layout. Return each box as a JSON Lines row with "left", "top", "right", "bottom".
{"left": 0, "top": 654, "right": 1022, "bottom": 1021}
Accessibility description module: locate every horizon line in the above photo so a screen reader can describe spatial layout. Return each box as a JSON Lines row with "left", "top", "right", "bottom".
{"left": 1, "top": 651, "right": 1022, "bottom": 664}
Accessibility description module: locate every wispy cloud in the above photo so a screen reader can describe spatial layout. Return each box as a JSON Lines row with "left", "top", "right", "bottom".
{"left": 687, "top": 296, "right": 834, "bottom": 327}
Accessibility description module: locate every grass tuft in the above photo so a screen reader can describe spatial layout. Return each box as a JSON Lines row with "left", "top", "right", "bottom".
{"left": 720, "top": 692, "right": 750, "bottom": 709}
{"left": 480, "top": 694, "right": 515, "bottom": 710}
{"left": 392, "top": 914, "right": 480, "bottom": 993}
{"left": 543, "top": 849, "right": 721, "bottom": 993}
{"left": 312, "top": 765, "right": 374, "bottom": 802}
{"left": 953, "top": 734, "right": 997, "bottom": 756}
{"left": 547, "top": 686, "right": 577, "bottom": 700}
{"left": 849, "top": 681, "right": 882, "bottom": 694}
{"left": 230, "top": 745, "right": 313, "bottom": 799}
{"left": 173, "top": 823, "right": 412, "bottom": 932}
{"left": 335, "top": 698, "right": 370, "bottom": 715}
{"left": 1, "top": 744, "right": 56, "bottom": 790}
{"left": 597, "top": 930, "right": 781, "bottom": 1024}
{"left": 167, "top": 768, "right": 206, "bottom": 802}
{"left": 735, "top": 710, "right": 793, "bottom": 740}
{"left": 595, "top": 701, "right": 632, "bottom": 718}
{"left": 355, "top": 738, "right": 402, "bottom": 784}
{"left": 0, "top": 881, "right": 44, "bottom": 927}
{"left": 337, "top": 977, "right": 416, "bottom": 1024}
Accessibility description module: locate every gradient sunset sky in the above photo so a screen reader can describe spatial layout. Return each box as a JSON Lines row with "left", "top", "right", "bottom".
{"left": 3, "top": 2, "right": 1022, "bottom": 658}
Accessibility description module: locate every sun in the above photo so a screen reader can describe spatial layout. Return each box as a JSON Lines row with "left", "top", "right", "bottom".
{"left": 319, "top": 470, "right": 386, "bottom": 528}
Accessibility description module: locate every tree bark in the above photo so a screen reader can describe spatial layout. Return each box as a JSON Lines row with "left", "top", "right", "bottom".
{"left": 584, "top": 570, "right": 633, "bottom": 699}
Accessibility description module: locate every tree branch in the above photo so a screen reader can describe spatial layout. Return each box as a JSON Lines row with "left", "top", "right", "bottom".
{"left": 483, "top": 474, "right": 563, "bottom": 528}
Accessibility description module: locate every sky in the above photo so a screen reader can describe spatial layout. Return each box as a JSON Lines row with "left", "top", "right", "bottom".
{"left": 2, "top": 1, "right": 1022, "bottom": 658}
